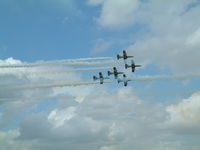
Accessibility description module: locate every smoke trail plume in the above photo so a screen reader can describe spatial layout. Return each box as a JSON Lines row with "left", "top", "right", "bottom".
{"left": 4, "top": 74, "right": 200, "bottom": 91}
{"left": 0, "top": 61, "right": 116, "bottom": 68}
{"left": 0, "top": 58, "right": 116, "bottom": 69}
{"left": 0, "top": 95, "right": 74, "bottom": 104}
{"left": 11, "top": 80, "right": 112, "bottom": 91}
{"left": 57, "top": 57, "right": 114, "bottom": 62}
{"left": 0, "top": 66, "right": 112, "bottom": 76}
{"left": 129, "top": 74, "right": 200, "bottom": 81}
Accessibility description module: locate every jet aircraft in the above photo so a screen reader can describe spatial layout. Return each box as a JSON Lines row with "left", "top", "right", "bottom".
{"left": 117, "top": 50, "right": 133, "bottom": 60}
{"left": 93, "top": 72, "right": 109, "bottom": 84}
{"left": 107, "top": 67, "right": 123, "bottom": 79}
{"left": 117, "top": 74, "right": 131, "bottom": 86}
{"left": 125, "top": 60, "right": 141, "bottom": 72}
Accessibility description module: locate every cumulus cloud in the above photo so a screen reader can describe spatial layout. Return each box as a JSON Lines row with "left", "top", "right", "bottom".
{"left": 15, "top": 87, "right": 165, "bottom": 149}
{"left": 48, "top": 106, "right": 76, "bottom": 128}
{"left": 0, "top": 56, "right": 199, "bottom": 149}
{"left": 89, "top": 0, "right": 200, "bottom": 72}
{"left": 1, "top": 55, "right": 200, "bottom": 150}
{"left": 0, "top": 57, "right": 22, "bottom": 65}
{"left": 165, "top": 91, "right": 200, "bottom": 133}
{"left": 88, "top": 0, "right": 105, "bottom": 6}
{"left": 0, "top": 57, "right": 86, "bottom": 129}
{"left": 88, "top": 0, "right": 139, "bottom": 29}
{"left": 124, "top": 0, "right": 200, "bottom": 73}
{"left": 187, "top": 27, "right": 200, "bottom": 46}
{"left": 1, "top": 86, "right": 200, "bottom": 150}
{"left": 0, "top": 130, "right": 34, "bottom": 150}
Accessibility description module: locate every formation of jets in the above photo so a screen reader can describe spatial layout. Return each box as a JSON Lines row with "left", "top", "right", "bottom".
{"left": 93, "top": 50, "right": 141, "bottom": 86}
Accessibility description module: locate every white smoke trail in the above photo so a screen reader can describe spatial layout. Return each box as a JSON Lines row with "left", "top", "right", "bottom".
{"left": 0, "top": 95, "right": 73, "bottom": 103}
{"left": 11, "top": 80, "right": 112, "bottom": 91}
{"left": 68, "top": 66, "right": 113, "bottom": 72}
{"left": 3, "top": 74, "right": 199, "bottom": 93}
{"left": 0, "top": 66, "right": 112, "bottom": 76}
{"left": 129, "top": 74, "right": 200, "bottom": 82}
{"left": 0, "top": 58, "right": 116, "bottom": 69}
{"left": 0, "top": 61, "right": 116, "bottom": 68}
{"left": 1, "top": 74, "right": 200, "bottom": 104}
{"left": 56, "top": 57, "right": 114, "bottom": 62}
{"left": 61, "top": 61, "right": 116, "bottom": 67}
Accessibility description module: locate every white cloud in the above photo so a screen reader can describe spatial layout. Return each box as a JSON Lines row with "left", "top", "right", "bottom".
{"left": 187, "top": 27, "right": 200, "bottom": 46}
{"left": 1, "top": 70, "right": 200, "bottom": 150}
{"left": 16, "top": 87, "right": 164, "bottom": 149}
{"left": 125, "top": 0, "right": 200, "bottom": 73}
{"left": 88, "top": 0, "right": 139, "bottom": 29}
{"left": 0, "top": 130, "right": 34, "bottom": 150}
{"left": 13, "top": 88, "right": 200, "bottom": 150}
{"left": 0, "top": 57, "right": 85, "bottom": 129}
{"left": 48, "top": 107, "right": 76, "bottom": 128}
{"left": 0, "top": 57, "right": 22, "bottom": 65}
{"left": 99, "top": 146, "right": 114, "bottom": 150}
{"left": 88, "top": 0, "right": 105, "bottom": 6}
{"left": 165, "top": 91, "right": 200, "bottom": 133}
{"left": 89, "top": 0, "right": 200, "bottom": 72}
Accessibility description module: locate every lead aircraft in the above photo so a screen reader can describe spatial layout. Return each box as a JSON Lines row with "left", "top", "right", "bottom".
{"left": 93, "top": 72, "right": 109, "bottom": 84}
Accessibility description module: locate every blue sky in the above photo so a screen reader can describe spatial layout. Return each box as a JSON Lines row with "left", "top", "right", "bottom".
{"left": 1, "top": 0, "right": 200, "bottom": 150}
{"left": 0, "top": 0, "right": 133, "bottom": 61}
{"left": 1, "top": 0, "right": 198, "bottom": 96}
{"left": 0, "top": 0, "right": 96, "bottom": 60}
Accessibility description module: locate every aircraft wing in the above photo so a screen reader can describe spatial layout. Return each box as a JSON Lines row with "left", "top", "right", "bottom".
{"left": 132, "top": 67, "right": 135, "bottom": 72}
{"left": 93, "top": 76, "right": 99, "bottom": 81}
{"left": 117, "top": 54, "right": 123, "bottom": 59}
{"left": 124, "top": 82, "right": 128, "bottom": 86}
{"left": 100, "top": 78, "right": 103, "bottom": 84}
{"left": 123, "top": 50, "right": 127, "bottom": 57}
{"left": 99, "top": 72, "right": 103, "bottom": 78}
{"left": 118, "top": 72, "right": 124, "bottom": 74}
{"left": 126, "top": 78, "right": 132, "bottom": 82}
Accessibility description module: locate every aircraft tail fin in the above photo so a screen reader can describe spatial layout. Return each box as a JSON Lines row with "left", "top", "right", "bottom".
{"left": 131, "top": 60, "right": 135, "bottom": 65}
{"left": 125, "top": 64, "right": 129, "bottom": 69}
{"left": 124, "top": 82, "right": 128, "bottom": 86}
{"left": 93, "top": 76, "right": 98, "bottom": 81}
{"left": 107, "top": 71, "right": 112, "bottom": 76}
{"left": 117, "top": 54, "right": 120, "bottom": 60}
